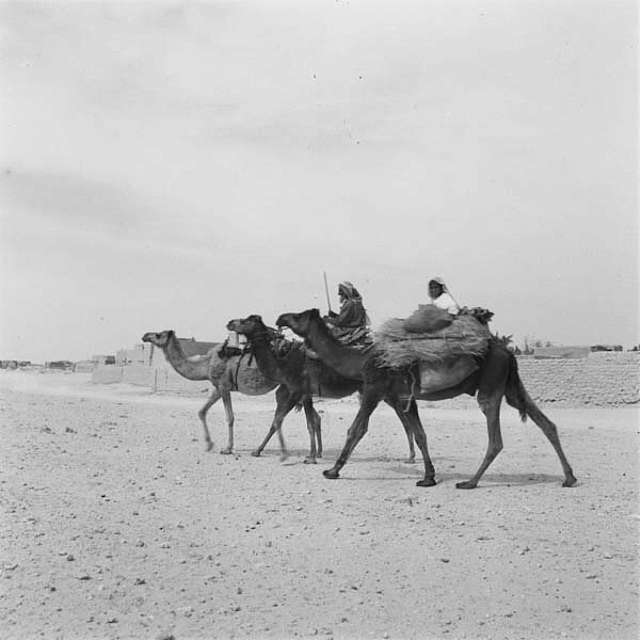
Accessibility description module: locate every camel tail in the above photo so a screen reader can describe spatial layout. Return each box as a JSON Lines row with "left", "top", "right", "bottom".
{"left": 504, "top": 352, "right": 529, "bottom": 422}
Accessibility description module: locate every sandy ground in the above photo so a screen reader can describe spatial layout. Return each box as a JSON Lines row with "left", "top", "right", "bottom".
{"left": 1, "top": 370, "right": 638, "bottom": 640}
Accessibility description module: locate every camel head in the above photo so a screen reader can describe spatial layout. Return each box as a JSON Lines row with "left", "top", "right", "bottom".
{"left": 276, "top": 308, "right": 321, "bottom": 338}
{"left": 141, "top": 330, "right": 175, "bottom": 348}
{"left": 226, "top": 315, "right": 267, "bottom": 337}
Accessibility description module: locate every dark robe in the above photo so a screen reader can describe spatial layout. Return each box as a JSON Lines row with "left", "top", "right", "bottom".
{"left": 324, "top": 282, "right": 371, "bottom": 347}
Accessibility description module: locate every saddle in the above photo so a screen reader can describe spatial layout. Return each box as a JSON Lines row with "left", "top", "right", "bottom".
{"left": 217, "top": 340, "right": 243, "bottom": 359}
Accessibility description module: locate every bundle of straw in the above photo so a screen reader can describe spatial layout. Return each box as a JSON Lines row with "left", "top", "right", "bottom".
{"left": 373, "top": 313, "right": 491, "bottom": 369}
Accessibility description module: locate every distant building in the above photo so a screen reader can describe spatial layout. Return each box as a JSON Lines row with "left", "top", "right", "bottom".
{"left": 45, "top": 360, "right": 74, "bottom": 370}
{"left": 92, "top": 354, "right": 115, "bottom": 365}
{"left": 116, "top": 343, "right": 152, "bottom": 367}
{"left": 590, "top": 344, "right": 623, "bottom": 352}
{"left": 531, "top": 346, "right": 590, "bottom": 359}
{"left": 73, "top": 360, "right": 97, "bottom": 373}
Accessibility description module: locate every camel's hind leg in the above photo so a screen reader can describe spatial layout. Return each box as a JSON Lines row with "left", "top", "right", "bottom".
{"left": 523, "top": 398, "right": 577, "bottom": 487}
{"left": 457, "top": 393, "right": 504, "bottom": 489}
{"left": 302, "top": 398, "right": 322, "bottom": 464}
{"left": 198, "top": 387, "right": 222, "bottom": 452}
{"left": 397, "top": 398, "right": 436, "bottom": 486}
{"left": 219, "top": 390, "right": 235, "bottom": 454}
{"left": 251, "top": 385, "right": 297, "bottom": 461}
{"left": 387, "top": 399, "right": 416, "bottom": 463}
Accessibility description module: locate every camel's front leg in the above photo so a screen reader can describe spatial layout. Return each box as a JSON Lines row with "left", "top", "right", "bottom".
{"left": 198, "top": 387, "right": 221, "bottom": 452}
{"left": 219, "top": 391, "right": 235, "bottom": 454}
{"left": 251, "top": 385, "right": 297, "bottom": 460}
{"left": 302, "top": 398, "right": 322, "bottom": 464}
{"left": 323, "top": 392, "right": 381, "bottom": 479}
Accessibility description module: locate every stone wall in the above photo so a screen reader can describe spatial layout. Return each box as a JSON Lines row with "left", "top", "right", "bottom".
{"left": 92, "top": 352, "right": 639, "bottom": 407}
{"left": 150, "top": 367, "right": 210, "bottom": 396}
{"left": 516, "top": 351, "right": 639, "bottom": 406}
{"left": 91, "top": 365, "right": 154, "bottom": 387}
{"left": 91, "top": 365, "right": 124, "bottom": 385}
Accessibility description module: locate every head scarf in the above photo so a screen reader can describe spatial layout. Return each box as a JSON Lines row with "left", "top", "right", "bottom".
{"left": 428, "top": 276, "right": 449, "bottom": 293}
{"left": 428, "top": 276, "right": 461, "bottom": 309}
{"left": 335, "top": 281, "right": 370, "bottom": 326}
{"left": 339, "top": 281, "right": 362, "bottom": 301}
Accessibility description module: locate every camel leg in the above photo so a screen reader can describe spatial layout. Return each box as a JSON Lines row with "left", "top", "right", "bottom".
{"left": 251, "top": 385, "right": 297, "bottom": 460}
{"left": 386, "top": 399, "right": 416, "bottom": 463}
{"left": 198, "top": 387, "right": 221, "bottom": 452}
{"left": 302, "top": 398, "right": 322, "bottom": 464}
{"left": 323, "top": 391, "right": 381, "bottom": 479}
{"left": 523, "top": 399, "right": 577, "bottom": 487}
{"left": 457, "top": 393, "right": 503, "bottom": 489}
{"left": 219, "top": 390, "right": 235, "bottom": 454}
{"left": 396, "top": 398, "right": 436, "bottom": 486}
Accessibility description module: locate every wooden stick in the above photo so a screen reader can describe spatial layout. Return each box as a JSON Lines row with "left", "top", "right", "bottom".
{"left": 323, "top": 271, "right": 332, "bottom": 314}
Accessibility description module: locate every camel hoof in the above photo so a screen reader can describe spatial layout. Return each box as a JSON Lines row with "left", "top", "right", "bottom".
{"left": 405, "top": 457, "right": 416, "bottom": 464}
{"left": 455, "top": 480, "right": 477, "bottom": 490}
{"left": 279, "top": 454, "right": 289, "bottom": 463}
{"left": 416, "top": 478, "right": 436, "bottom": 487}
{"left": 323, "top": 469, "right": 340, "bottom": 480}
{"left": 303, "top": 457, "right": 317, "bottom": 465}
{"left": 250, "top": 450, "right": 262, "bottom": 458}
{"left": 562, "top": 476, "right": 578, "bottom": 487}
{"left": 205, "top": 442, "right": 214, "bottom": 452}
{"left": 220, "top": 448, "right": 233, "bottom": 455}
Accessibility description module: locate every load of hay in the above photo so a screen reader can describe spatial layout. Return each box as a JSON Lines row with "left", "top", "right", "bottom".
{"left": 373, "top": 307, "right": 492, "bottom": 370}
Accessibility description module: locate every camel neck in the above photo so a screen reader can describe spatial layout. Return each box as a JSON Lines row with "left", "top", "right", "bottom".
{"left": 245, "top": 332, "right": 282, "bottom": 381}
{"left": 163, "top": 336, "right": 209, "bottom": 381}
{"left": 306, "top": 319, "right": 366, "bottom": 380}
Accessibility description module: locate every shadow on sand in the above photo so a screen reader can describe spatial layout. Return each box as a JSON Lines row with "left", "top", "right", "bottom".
{"left": 232, "top": 448, "right": 568, "bottom": 487}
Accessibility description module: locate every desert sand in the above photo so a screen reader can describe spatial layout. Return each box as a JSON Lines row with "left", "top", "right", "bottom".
{"left": 1, "top": 370, "right": 638, "bottom": 640}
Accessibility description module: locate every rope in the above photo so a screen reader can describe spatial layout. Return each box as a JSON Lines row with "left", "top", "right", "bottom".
{"left": 403, "top": 367, "right": 418, "bottom": 413}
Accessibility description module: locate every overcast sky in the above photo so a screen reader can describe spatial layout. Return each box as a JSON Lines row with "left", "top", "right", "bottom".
{"left": 1, "top": 0, "right": 637, "bottom": 362}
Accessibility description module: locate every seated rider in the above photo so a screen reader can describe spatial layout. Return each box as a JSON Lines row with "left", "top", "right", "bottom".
{"left": 324, "top": 281, "right": 371, "bottom": 346}
{"left": 428, "top": 277, "right": 460, "bottom": 315}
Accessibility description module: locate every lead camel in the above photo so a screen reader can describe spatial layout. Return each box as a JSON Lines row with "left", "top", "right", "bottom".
{"left": 276, "top": 309, "right": 577, "bottom": 489}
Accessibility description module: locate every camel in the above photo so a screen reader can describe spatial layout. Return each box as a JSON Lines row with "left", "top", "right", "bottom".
{"left": 141, "top": 330, "right": 289, "bottom": 456}
{"left": 276, "top": 309, "right": 577, "bottom": 489}
{"left": 226, "top": 315, "right": 417, "bottom": 463}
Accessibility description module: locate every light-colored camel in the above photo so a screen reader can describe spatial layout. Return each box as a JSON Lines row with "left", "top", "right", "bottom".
{"left": 141, "top": 330, "right": 289, "bottom": 455}
{"left": 276, "top": 309, "right": 577, "bottom": 489}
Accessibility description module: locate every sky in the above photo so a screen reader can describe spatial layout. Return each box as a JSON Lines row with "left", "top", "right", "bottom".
{"left": 0, "top": 0, "right": 637, "bottom": 362}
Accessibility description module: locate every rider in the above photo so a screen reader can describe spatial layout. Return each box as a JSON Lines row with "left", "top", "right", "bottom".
{"left": 324, "top": 281, "right": 371, "bottom": 345}
{"left": 427, "top": 277, "right": 460, "bottom": 315}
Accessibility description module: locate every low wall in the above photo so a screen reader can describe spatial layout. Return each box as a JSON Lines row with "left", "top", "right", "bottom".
{"left": 91, "top": 366, "right": 123, "bottom": 384}
{"left": 91, "top": 352, "right": 639, "bottom": 407}
{"left": 151, "top": 367, "right": 210, "bottom": 396}
{"left": 91, "top": 365, "right": 153, "bottom": 387}
{"left": 516, "top": 351, "right": 639, "bottom": 406}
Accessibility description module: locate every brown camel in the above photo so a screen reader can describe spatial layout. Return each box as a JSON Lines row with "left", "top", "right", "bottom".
{"left": 141, "top": 330, "right": 289, "bottom": 456}
{"left": 227, "top": 315, "right": 417, "bottom": 463}
{"left": 276, "top": 309, "right": 577, "bottom": 489}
